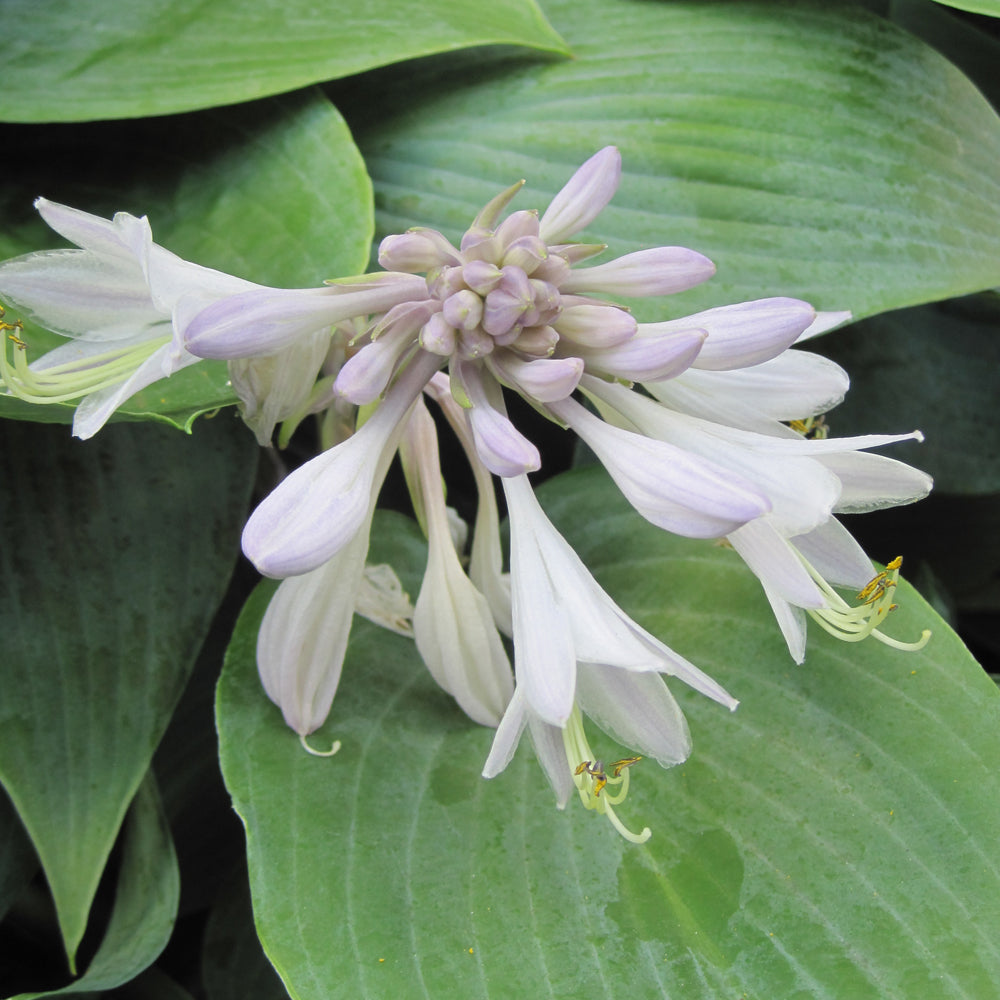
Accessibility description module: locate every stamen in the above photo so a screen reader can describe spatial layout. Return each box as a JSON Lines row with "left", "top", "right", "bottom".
{"left": 0, "top": 326, "right": 169, "bottom": 405}
{"left": 800, "top": 553, "right": 931, "bottom": 652}
{"left": 788, "top": 414, "right": 829, "bottom": 439}
{"left": 299, "top": 733, "right": 342, "bottom": 757}
{"left": 562, "top": 705, "right": 651, "bottom": 843}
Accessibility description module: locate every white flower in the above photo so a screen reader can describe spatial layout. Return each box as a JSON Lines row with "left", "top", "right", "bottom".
{"left": 256, "top": 511, "right": 375, "bottom": 744}
{"left": 583, "top": 372, "right": 932, "bottom": 661}
{"left": 500, "top": 473, "right": 736, "bottom": 725}
{"left": 0, "top": 199, "right": 426, "bottom": 444}
{"left": 0, "top": 198, "right": 253, "bottom": 438}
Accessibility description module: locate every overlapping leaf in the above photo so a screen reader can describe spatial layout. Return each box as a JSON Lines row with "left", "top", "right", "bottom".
{"left": 217, "top": 484, "right": 1000, "bottom": 999}
{"left": 13, "top": 773, "right": 179, "bottom": 999}
{"left": 352, "top": 0, "right": 1000, "bottom": 321}
{"left": 0, "top": 417, "right": 256, "bottom": 966}
{"left": 2, "top": 0, "right": 567, "bottom": 122}
{"left": 0, "top": 89, "right": 372, "bottom": 431}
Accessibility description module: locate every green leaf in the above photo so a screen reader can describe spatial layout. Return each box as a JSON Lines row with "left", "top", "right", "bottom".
{"left": 0, "top": 88, "right": 372, "bottom": 431}
{"left": 1, "top": 0, "right": 567, "bottom": 123}
{"left": 0, "top": 417, "right": 256, "bottom": 968}
{"left": 353, "top": 0, "right": 1000, "bottom": 321}
{"left": 928, "top": 0, "right": 1000, "bottom": 15}
{"left": 217, "top": 490, "right": 1000, "bottom": 998}
{"left": 12, "top": 772, "right": 179, "bottom": 999}
{"left": 816, "top": 294, "right": 1000, "bottom": 494}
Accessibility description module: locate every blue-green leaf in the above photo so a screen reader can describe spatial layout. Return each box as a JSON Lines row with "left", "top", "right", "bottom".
{"left": 2, "top": 0, "right": 567, "bottom": 122}
{"left": 0, "top": 417, "right": 256, "bottom": 966}
{"left": 217, "top": 490, "right": 1000, "bottom": 998}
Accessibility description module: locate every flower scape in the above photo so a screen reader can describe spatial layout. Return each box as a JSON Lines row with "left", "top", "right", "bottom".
{"left": 0, "top": 147, "right": 932, "bottom": 843}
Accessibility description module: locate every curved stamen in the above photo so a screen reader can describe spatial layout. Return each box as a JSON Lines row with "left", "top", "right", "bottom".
{"left": 562, "top": 704, "right": 651, "bottom": 844}
{"left": 801, "top": 553, "right": 931, "bottom": 651}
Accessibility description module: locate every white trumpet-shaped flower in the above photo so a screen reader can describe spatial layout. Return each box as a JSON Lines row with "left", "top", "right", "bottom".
{"left": 0, "top": 198, "right": 254, "bottom": 438}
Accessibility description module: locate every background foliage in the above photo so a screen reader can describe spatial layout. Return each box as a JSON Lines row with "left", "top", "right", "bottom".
{"left": 1, "top": 0, "right": 997, "bottom": 997}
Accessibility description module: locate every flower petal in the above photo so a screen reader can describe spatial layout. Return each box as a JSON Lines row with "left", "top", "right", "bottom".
{"left": 548, "top": 396, "right": 771, "bottom": 538}
{"left": 256, "top": 516, "right": 372, "bottom": 735}
{"left": 576, "top": 327, "right": 706, "bottom": 383}
{"left": 560, "top": 246, "right": 715, "bottom": 297}
{"left": 728, "top": 518, "right": 826, "bottom": 608}
{"left": 576, "top": 666, "right": 691, "bottom": 767}
{"left": 538, "top": 146, "right": 622, "bottom": 244}
{"left": 182, "top": 275, "right": 427, "bottom": 359}
{"left": 243, "top": 351, "right": 440, "bottom": 577}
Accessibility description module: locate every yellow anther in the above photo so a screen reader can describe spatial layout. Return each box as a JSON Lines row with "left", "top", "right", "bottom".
{"left": 788, "top": 414, "right": 829, "bottom": 439}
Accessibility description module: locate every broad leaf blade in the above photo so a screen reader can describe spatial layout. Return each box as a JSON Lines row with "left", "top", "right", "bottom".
{"left": 13, "top": 772, "right": 179, "bottom": 999}
{"left": 0, "top": 89, "right": 372, "bottom": 430}
{"left": 0, "top": 417, "right": 256, "bottom": 966}
{"left": 1, "top": 0, "right": 567, "bottom": 122}
{"left": 354, "top": 0, "right": 1000, "bottom": 321}
{"left": 217, "top": 495, "right": 1000, "bottom": 998}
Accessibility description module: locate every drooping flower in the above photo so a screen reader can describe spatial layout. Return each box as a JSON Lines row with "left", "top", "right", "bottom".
{"left": 0, "top": 199, "right": 250, "bottom": 437}
{"left": 0, "top": 199, "right": 425, "bottom": 441}
{"left": 473, "top": 472, "right": 738, "bottom": 839}
{"left": 626, "top": 332, "right": 934, "bottom": 659}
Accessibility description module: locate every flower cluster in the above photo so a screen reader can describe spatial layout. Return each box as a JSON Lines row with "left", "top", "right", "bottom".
{"left": 0, "top": 148, "right": 931, "bottom": 841}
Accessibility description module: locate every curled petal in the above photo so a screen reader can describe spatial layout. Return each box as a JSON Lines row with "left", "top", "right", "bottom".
{"left": 72, "top": 341, "right": 199, "bottom": 439}
{"left": 792, "top": 517, "right": 875, "bottom": 590}
{"left": 648, "top": 351, "right": 850, "bottom": 433}
{"left": 797, "top": 310, "right": 853, "bottom": 341}
{"left": 576, "top": 666, "right": 691, "bottom": 768}
{"left": 0, "top": 249, "right": 161, "bottom": 341}
{"left": 560, "top": 246, "right": 715, "bottom": 297}
{"left": 821, "top": 451, "right": 933, "bottom": 513}
{"left": 728, "top": 519, "right": 826, "bottom": 608}
{"left": 503, "top": 474, "right": 738, "bottom": 709}
{"left": 539, "top": 146, "right": 622, "bottom": 244}
{"left": 482, "top": 687, "right": 530, "bottom": 778}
